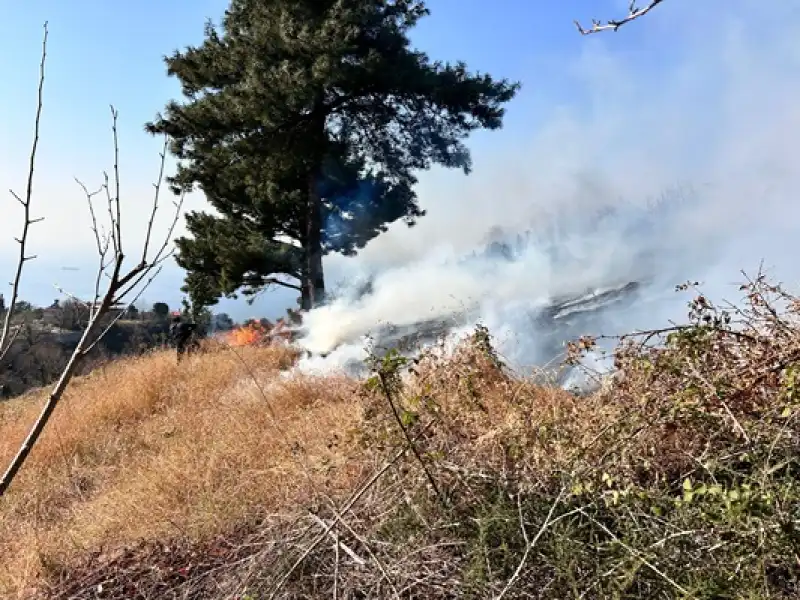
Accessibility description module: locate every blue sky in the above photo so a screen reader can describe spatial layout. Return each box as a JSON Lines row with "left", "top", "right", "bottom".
{"left": 2, "top": 0, "right": 799, "bottom": 321}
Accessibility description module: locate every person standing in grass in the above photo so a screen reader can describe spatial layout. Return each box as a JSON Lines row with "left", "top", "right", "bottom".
{"left": 169, "top": 315, "right": 199, "bottom": 362}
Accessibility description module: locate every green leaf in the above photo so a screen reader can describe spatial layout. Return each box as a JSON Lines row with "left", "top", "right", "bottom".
{"left": 400, "top": 409, "right": 419, "bottom": 428}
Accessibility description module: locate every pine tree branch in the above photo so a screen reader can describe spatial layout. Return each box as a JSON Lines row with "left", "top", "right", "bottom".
{"left": 265, "top": 277, "right": 301, "bottom": 292}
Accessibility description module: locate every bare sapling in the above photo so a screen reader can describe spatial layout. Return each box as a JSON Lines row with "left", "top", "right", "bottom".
{"left": 0, "top": 23, "right": 48, "bottom": 365}
{"left": 0, "top": 51, "right": 183, "bottom": 496}
{"left": 574, "top": 0, "right": 665, "bottom": 35}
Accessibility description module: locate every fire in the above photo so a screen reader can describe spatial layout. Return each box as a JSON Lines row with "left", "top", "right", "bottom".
{"left": 224, "top": 312, "right": 302, "bottom": 347}
{"left": 226, "top": 323, "right": 267, "bottom": 346}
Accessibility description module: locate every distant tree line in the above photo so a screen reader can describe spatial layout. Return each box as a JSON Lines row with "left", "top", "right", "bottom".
{"left": 0, "top": 298, "right": 236, "bottom": 400}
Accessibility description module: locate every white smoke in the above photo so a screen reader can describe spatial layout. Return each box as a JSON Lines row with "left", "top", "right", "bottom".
{"left": 296, "top": 0, "right": 800, "bottom": 379}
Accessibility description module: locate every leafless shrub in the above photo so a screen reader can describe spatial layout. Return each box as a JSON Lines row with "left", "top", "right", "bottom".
{"left": 0, "top": 25, "right": 183, "bottom": 496}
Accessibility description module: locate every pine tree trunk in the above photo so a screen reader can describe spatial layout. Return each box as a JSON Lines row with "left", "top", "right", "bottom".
{"left": 302, "top": 171, "right": 325, "bottom": 310}
{"left": 300, "top": 286, "right": 312, "bottom": 311}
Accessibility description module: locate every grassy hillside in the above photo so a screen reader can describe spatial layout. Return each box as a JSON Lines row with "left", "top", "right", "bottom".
{"left": 0, "top": 276, "right": 799, "bottom": 599}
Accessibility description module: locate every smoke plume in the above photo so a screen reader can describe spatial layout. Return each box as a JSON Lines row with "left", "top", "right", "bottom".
{"left": 297, "top": 0, "right": 800, "bottom": 379}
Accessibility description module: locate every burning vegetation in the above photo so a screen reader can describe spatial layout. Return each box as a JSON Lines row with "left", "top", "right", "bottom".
{"left": 222, "top": 310, "right": 303, "bottom": 348}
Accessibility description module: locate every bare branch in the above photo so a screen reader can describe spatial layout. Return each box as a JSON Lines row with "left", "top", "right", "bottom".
{"left": 113, "top": 248, "right": 176, "bottom": 305}
{"left": 110, "top": 106, "right": 123, "bottom": 256}
{"left": 80, "top": 265, "right": 164, "bottom": 356}
{"left": 0, "top": 104, "right": 182, "bottom": 496}
{"left": 141, "top": 136, "right": 169, "bottom": 264}
{"left": 52, "top": 283, "right": 90, "bottom": 308}
{"left": 105, "top": 150, "right": 184, "bottom": 305}
{"left": 0, "top": 22, "right": 48, "bottom": 364}
{"left": 0, "top": 326, "right": 23, "bottom": 363}
{"left": 265, "top": 277, "right": 302, "bottom": 292}
{"left": 377, "top": 370, "right": 446, "bottom": 505}
{"left": 103, "top": 171, "right": 118, "bottom": 257}
{"left": 75, "top": 177, "right": 113, "bottom": 316}
{"left": 575, "top": 0, "right": 665, "bottom": 35}
{"left": 576, "top": 508, "right": 689, "bottom": 595}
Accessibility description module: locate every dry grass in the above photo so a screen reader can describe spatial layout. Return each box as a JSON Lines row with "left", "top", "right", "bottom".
{"left": 0, "top": 272, "right": 799, "bottom": 599}
{"left": 0, "top": 344, "right": 363, "bottom": 598}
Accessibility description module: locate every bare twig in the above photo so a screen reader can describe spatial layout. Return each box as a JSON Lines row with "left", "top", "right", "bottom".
{"left": 267, "top": 420, "right": 437, "bottom": 599}
{"left": 0, "top": 104, "right": 182, "bottom": 496}
{"left": 0, "top": 22, "right": 48, "bottom": 364}
{"left": 575, "top": 0, "right": 665, "bottom": 35}
{"left": 494, "top": 487, "right": 576, "bottom": 600}
{"left": 306, "top": 511, "right": 366, "bottom": 567}
{"left": 73, "top": 178, "right": 112, "bottom": 314}
{"left": 577, "top": 508, "right": 689, "bottom": 595}
{"left": 141, "top": 136, "right": 169, "bottom": 264}
{"left": 79, "top": 266, "right": 165, "bottom": 356}
{"left": 109, "top": 106, "right": 123, "bottom": 255}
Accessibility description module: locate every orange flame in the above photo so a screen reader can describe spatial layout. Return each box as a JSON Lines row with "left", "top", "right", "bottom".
{"left": 224, "top": 316, "right": 299, "bottom": 347}
{"left": 226, "top": 323, "right": 268, "bottom": 347}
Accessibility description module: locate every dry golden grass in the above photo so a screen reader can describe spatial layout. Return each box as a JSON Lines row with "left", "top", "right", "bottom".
{"left": 0, "top": 345, "right": 364, "bottom": 598}
{"left": 0, "top": 336, "right": 582, "bottom": 599}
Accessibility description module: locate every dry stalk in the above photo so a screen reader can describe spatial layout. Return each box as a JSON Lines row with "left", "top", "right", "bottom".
{"left": 324, "top": 504, "right": 402, "bottom": 599}
{"left": 267, "top": 419, "right": 437, "bottom": 599}
{"left": 306, "top": 511, "right": 366, "bottom": 566}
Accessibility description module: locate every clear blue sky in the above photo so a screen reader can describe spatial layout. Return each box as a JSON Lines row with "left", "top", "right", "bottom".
{"left": 2, "top": 0, "right": 796, "bottom": 320}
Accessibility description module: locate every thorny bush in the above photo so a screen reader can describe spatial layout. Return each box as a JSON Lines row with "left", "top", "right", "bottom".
{"left": 342, "top": 272, "right": 800, "bottom": 598}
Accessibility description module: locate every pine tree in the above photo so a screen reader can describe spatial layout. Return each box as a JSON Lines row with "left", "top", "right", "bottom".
{"left": 146, "top": 0, "right": 519, "bottom": 310}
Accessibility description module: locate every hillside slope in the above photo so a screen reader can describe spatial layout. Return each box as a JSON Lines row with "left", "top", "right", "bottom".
{"left": 1, "top": 276, "right": 799, "bottom": 599}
